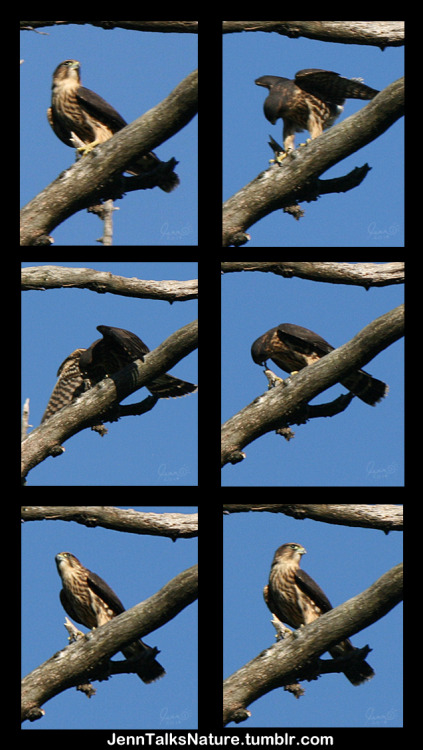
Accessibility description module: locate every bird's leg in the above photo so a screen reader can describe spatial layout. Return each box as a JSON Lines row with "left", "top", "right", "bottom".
{"left": 64, "top": 616, "right": 85, "bottom": 643}
{"left": 268, "top": 135, "right": 287, "bottom": 165}
{"left": 270, "top": 152, "right": 288, "bottom": 164}
{"left": 69, "top": 131, "right": 102, "bottom": 160}
{"left": 264, "top": 367, "right": 284, "bottom": 389}
{"left": 270, "top": 614, "right": 293, "bottom": 641}
{"left": 77, "top": 139, "right": 101, "bottom": 156}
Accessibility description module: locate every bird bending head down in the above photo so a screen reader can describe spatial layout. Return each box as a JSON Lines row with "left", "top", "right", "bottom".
{"left": 255, "top": 68, "right": 379, "bottom": 153}
{"left": 251, "top": 323, "right": 388, "bottom": 406}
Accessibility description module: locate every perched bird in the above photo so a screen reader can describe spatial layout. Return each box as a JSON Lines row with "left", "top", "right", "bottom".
{"left": 55, "top": 552, "right": 165, "bottom": 683}
{"left": 255, "top": 68, "right": 379, "bottom": 153}
{"left": 47, "top": 59, "right": 179, "bottom": 191}
{"left": 251, "top": 323, "right": 388, "bottom": 406}
{"left": 42, "top": 325, "right": 197, "bottom": 422}
{"left": 264, "top": 543, "right": 374, "bottom": 685}
{"left": 79, "top": 325, "right": 197, "bottom": 399}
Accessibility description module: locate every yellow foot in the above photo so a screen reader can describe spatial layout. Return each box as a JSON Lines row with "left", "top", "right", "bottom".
{"left": 77, "top": 139, "right": 101, "bottom": 156}
{"left": 264, "top": 368, "right": 284, "bottom": 389}
{"left": 269, "top": 151, "right": 287, "bottom": 165}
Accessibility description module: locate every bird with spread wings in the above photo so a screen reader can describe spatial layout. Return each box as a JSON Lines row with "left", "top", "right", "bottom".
{"left": 255, "top": 68, "right": 379, "bottom": 154}
{"left": 264, "top": 543, "right": 374, "bottom": 686}
{"left": 55, "top": 552, "right": 165, "bottom": 683}
{"left": 47, "top": 59, "right": 179, "bottom": 191}
{"left": 251, "top": 323, "right": 388, "bottom": 406}
{"left": 42, "top": 325, "right": 197, "bottom": 423}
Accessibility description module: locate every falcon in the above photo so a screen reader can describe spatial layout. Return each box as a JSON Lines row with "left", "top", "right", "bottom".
{"left": 264, "top": 543, "right": 374, "bottom": 685}
{"left": 251, "top": 323, "right": 388, "bottom": 406}
{"left": 55, "top": 552, "right": 165, "bottom": 683}
{"left": 255, "top": 68, "right": 379, "bottom": 153}
{"left": 42, "top": 325, "right": 197, "bottom": 422}
{"left": 47, "top": 59, "right": 179, "bottom": 191}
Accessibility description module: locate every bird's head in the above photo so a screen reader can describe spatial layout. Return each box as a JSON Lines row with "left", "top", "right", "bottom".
{"left": 52, "top": 59, "right": 81, "bottom": 86}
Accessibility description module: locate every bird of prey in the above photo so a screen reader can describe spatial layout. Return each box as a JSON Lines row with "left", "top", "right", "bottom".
{"left": 251, "top": 323, "right": 388, "bottom": 406}
{"left": 55, "top": 552, "right": 165, "bottom": 683}
{"left": 255, "top": 68, "right": 379, "bottom": 153}
{"left": 264, "top": 543, "right": 374, "bottom": 686}
{"left": 47, "top": 59, "right": 179, "bottom": 192}
{"left": 42, "top": 325, "right": 197, "bottom": 422}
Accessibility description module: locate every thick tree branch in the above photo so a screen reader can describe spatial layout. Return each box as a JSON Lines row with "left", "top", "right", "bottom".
{"left": 222, "top": 21, "right": 404, "bottom": 48}
{"left": 222, "top": 504, "right": 403, "bottom": 532}
{"left": 21, "top": 21, "right": 198, "bottom": 33}
{"left": 21, "top": 506, "right": 198, "bottom": 539}
{"left": 22, "top": 265, "right": 198, "bottom": 300}
{"left": 221, "top": 261, "right": 404, "bottom": 287}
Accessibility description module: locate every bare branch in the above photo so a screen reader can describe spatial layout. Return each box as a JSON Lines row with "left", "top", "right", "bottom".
{"left": 22, "top": 398, "right": 31, "bottom": 440}
{"left": 21, "top": 265, "right": 198, "bottom": 301}
{"left": 21, "top": 21, "right": 198, "bottom": 33}
{"left": 221, "top": 261, "right": 404, "bottom": 287}
{"left": 222, "top": 21, "right": 404, "bottom": 48}
{"left": 222, "top": 504, "right": 403, "bottom": 532}
{"left": 21, "top": 506, "right": 198, "bottom": 539}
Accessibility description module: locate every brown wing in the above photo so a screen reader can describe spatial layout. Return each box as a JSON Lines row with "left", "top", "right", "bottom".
{"left": 86, "top": 568, "right": 126, "bottom": 615}
{"left": 84, "top": 566, "right": 166, "bottom": 683}
{"left": 75, "top": 87, "right": 179, "bottom": 190}
{"left": 97, "top": 325, "right": 150, "bottom": 359}
{"left": 294, "top": 69, "right": 379, "bottom": 104}
{"left": 251, "top": 323, "right": 331, "bottom": 373}
{"left": 75, "top": 89, "right": 179, "bottom": 190}
{"left": 80, "top": 325, "right": 197, "bottom": 399}
{"left": 294, "top": 568, "right": 333, "bottom": 613}
{"left": 76, "top": 85, "right": 128, "bottom": 133}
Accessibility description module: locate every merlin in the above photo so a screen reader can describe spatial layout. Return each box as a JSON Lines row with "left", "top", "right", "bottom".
{"left": 264, "top": 543, "right": 374, "bottom": 685}
{"left": 56, "top": 552, "right": 165, "bottom": 683}
{"left": 251, "top": 323, "right": 388, "bottom": 405}
{"left": 48, "top": 59, "right": 179, "bottom": 191}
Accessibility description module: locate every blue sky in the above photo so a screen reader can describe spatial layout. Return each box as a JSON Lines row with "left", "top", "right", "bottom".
{"left": 224, "top": 511, "right": 403, "bottom": 727}
{"left": 223, "top": 33, "right": 404, "bottom": 247}
{"left": 222, "top": 264, "right": 404, "bottom": 486}
{"left": 22, "top": 506, "right": 198, "bottom": 730}
{"left": 21, "top": 262, "right": 198, "bottom": 486}
{"left": 20, "top": 24, "right": 197, "bottom": 246}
